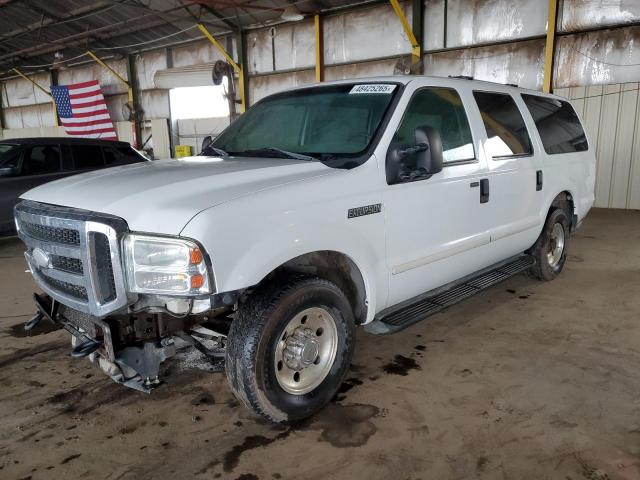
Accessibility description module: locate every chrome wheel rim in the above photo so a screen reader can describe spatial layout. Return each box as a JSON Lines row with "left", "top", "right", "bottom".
{"left": 274, "top": 307, "right": 338, "bottom": 395}
{"left": 547, "top": 223, "right": 565, "bottom": 268}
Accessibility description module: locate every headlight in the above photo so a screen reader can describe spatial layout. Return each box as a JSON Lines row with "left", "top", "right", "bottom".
{"left": 123, "top": 234, "right": 212, "bottom": 295}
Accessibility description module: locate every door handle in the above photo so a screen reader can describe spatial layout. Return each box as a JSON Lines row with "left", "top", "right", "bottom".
{"left": 480, "top": 178, "right": 489, "bottom": 203}
{"left": 536, "top": 170, "right": 543, "bottom": 191}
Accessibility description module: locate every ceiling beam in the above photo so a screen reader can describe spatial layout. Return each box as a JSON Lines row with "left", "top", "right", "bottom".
{"left": 0, "top": 2, "right": 113, "bottom": 45}
{"left": 0, "top": 15, "right": 173, "bottom": 64}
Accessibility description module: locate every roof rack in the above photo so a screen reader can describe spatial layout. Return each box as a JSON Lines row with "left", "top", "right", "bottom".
{"left": 448, "top": 75, "right": 474, "bottom": 80}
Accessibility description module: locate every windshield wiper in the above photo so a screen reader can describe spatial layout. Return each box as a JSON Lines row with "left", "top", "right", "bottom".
{"left": 237, "top": 147, "right": 317, "bottom": 162}
{"left": 201, "top": 144, "right": 229, "bottom": 157}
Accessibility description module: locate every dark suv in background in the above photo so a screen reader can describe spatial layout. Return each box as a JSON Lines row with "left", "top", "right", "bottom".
{"left": 0, "top": 137, "right": 148, "bottom": 234}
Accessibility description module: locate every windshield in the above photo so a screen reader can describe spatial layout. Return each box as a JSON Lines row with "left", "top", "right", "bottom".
{"left": 211, "top": 83, "right": 399, "bottom": 162}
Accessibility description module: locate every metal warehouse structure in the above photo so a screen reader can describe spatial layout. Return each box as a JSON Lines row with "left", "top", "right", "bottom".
{"left": 0, "top": 0, "right": 639, "bottom": 208}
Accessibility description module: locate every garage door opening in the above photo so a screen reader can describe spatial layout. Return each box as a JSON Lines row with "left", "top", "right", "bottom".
{"left": 169, "top": 84, "right": 230, "bottom": 120}
{"left": 169, "top": 84, "right": 231, "bottom": 156}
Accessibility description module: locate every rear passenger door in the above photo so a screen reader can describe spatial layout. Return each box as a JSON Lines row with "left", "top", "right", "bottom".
{"left": 472, "top": 91, "right": 544, "bottom": 256}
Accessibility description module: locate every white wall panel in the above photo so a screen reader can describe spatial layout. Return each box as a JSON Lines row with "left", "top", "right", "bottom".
{"left": 105, "top": 93, "right": 128, "bottom": 122}
{"left": 2, "top": 73, "right": 52, "bottom": 107}
{"left": 611, "top": 87, "right": 638, "bottom": 208}
{"left": 3, "top": 103, "right": 56, "bottom": 129}
{"left": 424, "top": 0, "right": 445, "bottom": 51}
{"left": 323, "top": 3, "right": 412, "bottom": 65}
{"left": 324, "top": 58, "right": 399, "bottom": 81}
{"left": 445, "top": 0, "right": 547, "bottom": 48}
{"left": 274, "top": 21, "right": 315, "bottom": 71}
{"left": 249, "top": 70, "right": 315, "bottom": 103}
{"left": 566, "top": 83, "right": 640, "bottom": 209}
{"left": 594, "top": 91, "right": 620, "bottom": 207}
{"left": 247, "top": 28, "right": 275, "bottom": 74}
{"left": 562, "top": 0, "right": 640, "bottom": 32}
{"left": 424, "top": 39, "right": 545, "bottom": 90}
{"left": 136, "top": 50, "right": 168, "bottom": 91}
{"left": 171, "top": 39, "right": 228, "bottom": 69}
{"left": 555, "top": 27, "right": 640, "bottom": 88}
{"left": 57, "top": 59, "right": 128, "bottom": 95}
{"left": 141, "top": 90, "right": 170, "bottom": 119}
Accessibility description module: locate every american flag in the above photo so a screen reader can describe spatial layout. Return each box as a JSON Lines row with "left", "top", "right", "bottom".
{"left": 51, "top": 80, "right": 117, "bottom": 140}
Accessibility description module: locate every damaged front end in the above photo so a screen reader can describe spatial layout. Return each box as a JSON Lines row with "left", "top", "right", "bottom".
{"left": 15, "top": 200, "right": 236, "bottom": 392}
{"left": 28, "top": 291, "right": 228, "bottom": 392}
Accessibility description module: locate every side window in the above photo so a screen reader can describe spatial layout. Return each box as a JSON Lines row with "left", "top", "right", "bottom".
{"left": 473, "top": 91, "right": 533, "bottom": 158}
{"left": 22, "top": 145, "right": 61, "bottom": 176}
{"left": 72, "top": 145, "right": 104, "bottom": 169}
{"left": 391, "top": 87, "right": 475, "bottom": 171}
{"left": 103, "top": 147, "right": 120, "bottom": 166}
{"left": 521, "top": 94, "right": 588, "bottom": 154}
{"left": 104, "top": 146, "right": 145, "bottom": 166}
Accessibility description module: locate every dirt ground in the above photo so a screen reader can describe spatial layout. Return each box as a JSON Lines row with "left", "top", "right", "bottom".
{"left": 1, "top": 208, "right": 640, "bottom": 480}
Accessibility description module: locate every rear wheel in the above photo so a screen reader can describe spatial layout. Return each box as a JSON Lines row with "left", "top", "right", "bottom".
{"left": 225, "top": 276, "right": 355, "bottom": 423}
{"left": 528, "top": 208, "right": 571, "bottom": 281}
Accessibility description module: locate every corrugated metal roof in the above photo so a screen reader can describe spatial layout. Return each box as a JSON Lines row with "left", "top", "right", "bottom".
{"left": 0, "top": 0, "right": 358, "bottom": 75}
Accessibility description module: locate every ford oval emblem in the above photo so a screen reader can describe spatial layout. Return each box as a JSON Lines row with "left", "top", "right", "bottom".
{"left": 32, "top": 248, "right": 51, "bottom": 270}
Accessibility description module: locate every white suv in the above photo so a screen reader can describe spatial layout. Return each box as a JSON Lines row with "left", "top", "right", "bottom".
{"left": 15, "top": 76, "right": 595, "bottom": 422}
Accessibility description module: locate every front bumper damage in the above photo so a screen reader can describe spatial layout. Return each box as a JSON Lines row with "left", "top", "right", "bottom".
{"left": 27, "top": 293, "right": 225, "bottom": 393}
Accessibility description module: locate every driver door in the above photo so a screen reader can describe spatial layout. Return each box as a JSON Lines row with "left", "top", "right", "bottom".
{"left": 383, "top": 86, "right": 493, "bottom": 306}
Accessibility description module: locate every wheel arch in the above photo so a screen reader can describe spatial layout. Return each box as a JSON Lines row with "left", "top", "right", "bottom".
{"left": 256, "top": 250, "right": 369, "bottom": 325}
{"left": 548, "top": 190, "right": 576, "bottom": 229}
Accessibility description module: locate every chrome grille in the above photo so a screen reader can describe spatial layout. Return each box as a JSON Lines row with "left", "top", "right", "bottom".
{"left": 50, "top": 255, "right": 84, "bottom": 275}
{"left": 14, "top": 201, "right": 133, "bottom": 317}
{"left": 20, "top": 222, "right": 81, "bottom": 245}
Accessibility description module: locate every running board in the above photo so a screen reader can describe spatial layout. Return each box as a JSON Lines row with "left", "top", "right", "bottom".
{"left": 365, "top": 255, "right": 535, "bottom": 335}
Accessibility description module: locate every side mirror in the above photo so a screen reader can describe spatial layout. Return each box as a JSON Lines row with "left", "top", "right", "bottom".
{"left": 414, "top": 126, "right": 443, "bottom": 175}
{"left": 201, "top": 135, "right": 213, "bottom": 153}
{"left": 0, "top": 166, "right": 16, "bottom": 178}
{"left": 386, "top": 125, "right": 444, "bottom": 184}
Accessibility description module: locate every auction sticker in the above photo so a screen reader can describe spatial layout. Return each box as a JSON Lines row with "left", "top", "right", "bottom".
{"left": 349, "top": 84, "right": 396, "bottom": 94}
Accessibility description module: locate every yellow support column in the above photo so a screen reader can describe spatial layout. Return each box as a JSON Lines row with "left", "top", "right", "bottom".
{"left": 543, "top": 0, "right": 559, "bottom": 93}
{"left": 314, "top": 14, "right": 324, "bottom": 83}
{"left": 12, "top": 68, "right": 58, "bottom": 127}
{"left": 197, "top": 23, "right": 246, "bottom": 113}
{"left": 389, "top": 0, "right": 421, "bottom": 64}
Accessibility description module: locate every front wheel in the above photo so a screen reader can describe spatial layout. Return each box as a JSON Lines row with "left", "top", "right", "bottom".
{"left": 528, "top": 208, "right": 571, "bottom": 281}
{"left": 225, "top": 276, "right": 355, "bottom": 423}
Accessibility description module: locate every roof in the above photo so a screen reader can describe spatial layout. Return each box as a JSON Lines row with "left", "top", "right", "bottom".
{"left": 0, "top": 137, "right": 131, "bottom": 147}
{"left": 0, "top": 0, "right": 357, "bottom": 76}
{"left": 283, "top": 75, "right": 562, "bottom": 98}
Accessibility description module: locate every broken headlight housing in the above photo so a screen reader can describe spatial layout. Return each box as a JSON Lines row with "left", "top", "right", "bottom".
{"left": 122, "top": 234, "right": 211, "bottom": 296}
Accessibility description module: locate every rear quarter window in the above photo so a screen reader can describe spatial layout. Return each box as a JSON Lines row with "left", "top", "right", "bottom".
{"left": 521, "top": 94, "right": 588, "bottom": 154}
{"left": 72, "top": 145, "right": 104, "bottom": 169}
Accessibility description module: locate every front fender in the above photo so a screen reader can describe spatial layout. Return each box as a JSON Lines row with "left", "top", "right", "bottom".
{"left": 180, "top": 160, "right": 387, "bottom": 323}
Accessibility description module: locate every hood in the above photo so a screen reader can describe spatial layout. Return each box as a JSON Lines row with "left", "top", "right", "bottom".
{"left": 21, "top": 156, "right": 336, "bottom": 234}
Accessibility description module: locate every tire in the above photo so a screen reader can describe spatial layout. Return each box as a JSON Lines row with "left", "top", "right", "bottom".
{"left": 528, "top": 208, "right": 571, "bottom": 281}
{"left": 225, "top": 276, "right": 356, "bottom": 423}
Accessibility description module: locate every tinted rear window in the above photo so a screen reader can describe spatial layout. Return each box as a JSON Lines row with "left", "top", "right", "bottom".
{"left": 522, "top": 94, "right": 588, "bottom": 154}
{"left": 103, "top": 146, "right": 144, "bottom": 166}
{"left": 72, "top": 145, "right": 104, "bottom": 169}
{"left": 473, "top": 91, "right": 533, "bottom": 158}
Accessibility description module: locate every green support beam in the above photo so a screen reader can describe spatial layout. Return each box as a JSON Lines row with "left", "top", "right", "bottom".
{"left": 237, "top": 29, "right": 250, "bottom": 111}
{"left": 412, "top": 0, "right": 424, "bottom": 73}
{"left": 126, "top": 54, "right": 143, "bottom": 148}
